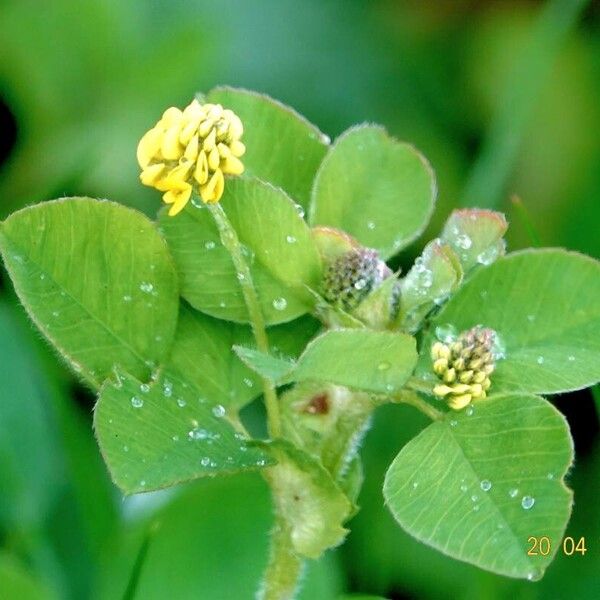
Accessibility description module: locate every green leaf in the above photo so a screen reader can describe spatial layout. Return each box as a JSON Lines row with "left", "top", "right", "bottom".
{"left": 206, "top": 86, "right": 330, "bottom": 209}
{"left": 94, "top": 371, "right": 273, "bottom": 494}
{"left": 0, "top": 198, "right": 179, "bottom": 387}
{"left": 294, "top": 329, "right": 417, "bottom": 393}
{"left": 383, "top": 394, "right": 573, "bottom": 580}
{"left": 165, "top": 304, "right": 318, "bottom": 412}
{"left": 440, "top": 209, "right": 507, "bottom": 272}
{"left": 309, "top": 125, "right": 436, "bottom": 259}
{"left": 418, "top": 249, "right": 600, "bottom": 395}
{"left": 258, "top": 440, "right": 353, "bottom": 559}
{"left": 234, "top": 346, "right": 295, "bottom": 382}
{"left": 159, "top": 178, "right": 322, "bottom": 325}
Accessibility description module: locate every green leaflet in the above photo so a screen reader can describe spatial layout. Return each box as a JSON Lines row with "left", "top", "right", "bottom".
{"left": 206, "top": 87, "right": 330, "bottom": 210}
{"left": 309, "top": 125, "right": 436, "bottom": 259}
{"left": 165, "top": 304, "right": 319, "bottom": 412}
{"left": 0, "top": 198, "right": 179, "bottom": 387}
{"left": 383, "top": 394, "right": 573, "bottom": 579}
{"left": 237, "top": 329, "right": 418, "bottom": 395}
{"left": 418, "top": 249, "right": 600, "bottom": 395}
{"left": 159, "top": 178, "right": 322, "bottom": 325}
{"left": 94, "top": 371, "right": 273, "bottom": 494}
{"left": 257, "top": 440, "right": 353, "bottom": 559}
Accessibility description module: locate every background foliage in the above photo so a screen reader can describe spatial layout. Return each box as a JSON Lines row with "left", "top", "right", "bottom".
{"left": 0, "top": 1, "right": 598, "bottom": 598}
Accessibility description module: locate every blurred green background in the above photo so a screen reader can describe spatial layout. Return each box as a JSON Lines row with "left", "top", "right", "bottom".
{"left": 0, "top": 1, "right": 599, "bottom": 598}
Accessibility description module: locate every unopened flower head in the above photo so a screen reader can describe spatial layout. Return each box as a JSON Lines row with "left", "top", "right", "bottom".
{"left": 431, "top": 325, "right": 497, "bottom": 410}
{"left": 322, "top": 247, "right": 390, "bottom": 311}
{"left": 137, "top": 99, "right": 245, "bottom": 216}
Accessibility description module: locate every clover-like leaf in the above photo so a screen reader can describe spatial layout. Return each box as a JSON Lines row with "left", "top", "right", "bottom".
{"left": 94, "top": 371, "right": 273, "bottom": 494}
{"left": 417, "top": 249, "right": 600, "bottom": 395}
{"left": 309, "top": 125, "right": 436, "bottom": 259}
{"left": 237, "top": 329, "right": 417, "bottom": 394}
{"left": 206, "top": 87, "right": 330, "bottom": 209}
{"left": 441, "top": 209, "right": 507, "bottom": 273}
{"left": 258, "top": 439, "right": 353, "bottom": 559}
{"left": 383, "top": 394, "right": 573, "bottom": 579}
{"left": 160, "top": 178, "right": 322, "bottom": 325}
{"left": 0, "top": 198, "right": 179, "bottom": 387}
{"left": 165, "top": 304, "right": 319, "bottom": 412}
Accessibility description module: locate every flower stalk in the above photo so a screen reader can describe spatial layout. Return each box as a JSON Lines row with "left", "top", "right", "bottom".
{"left": 208, "top": 201, "right": 282, "bottom": 438}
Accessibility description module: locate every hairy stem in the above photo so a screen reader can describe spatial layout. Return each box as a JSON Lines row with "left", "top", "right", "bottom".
{"left": 257, "top": 518, "right": 304, "bottom": 600}
{"left": 209, "top": 203, "right": 281, "bottom": 437}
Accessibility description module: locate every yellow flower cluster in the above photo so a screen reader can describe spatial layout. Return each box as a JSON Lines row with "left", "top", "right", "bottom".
{"left": 431, "top": 326, "right": 496, "bottom": 410}
{"left": 137, "top": 99, "right": 245, "bottom": 216}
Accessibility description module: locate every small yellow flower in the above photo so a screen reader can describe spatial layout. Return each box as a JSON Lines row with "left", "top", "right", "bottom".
{"left": 431, "top": 326, "right": 497, "bottom": 410}
{"left": 137, "top": 99, "right": 245, "bottom": 216}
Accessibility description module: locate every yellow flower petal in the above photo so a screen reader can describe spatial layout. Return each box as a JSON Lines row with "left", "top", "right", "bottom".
{"left": 160, "top": 107, "right": 183, "bottom": 128}
{"left": 228, "top": 114, "right": 243, "bottom": 139}
{"left": 139, "top": 163, "right": 165, "bottom": 186}
{"left": 184, "top": 136, "right": 199, "bottom": 162}
{"left": 208, "top": 146, "right": 220, "bottom": 171}
{"left": 161, "top": 124, "right": 183, "bottom": 160}
{"left": 221, "top": 155, "right": 244, "bottom": 175}
{"left": 229, "top": 140, "right": 246, "bottom": 158}
{"left": 162, "top": 161, "right": 193, "bottom": 188}
{"left": 194, "top": 150, "right": 209, "bottom": 185}
{"left": 198, "top": 119, "right": 213, "bottom": 138}
{"left": 200, "top": 168, "right": 224, "bottom": 203}
{"left": 165, "top": 185, "right": 192, "bottom": 216}
{"left": 137, "top": 127, "right": 162, "bottom": 168}
{"left": 203, "top": 128, "right": 217, "bottom": 152}
{"left": 207, "top": 104, "right": 223, "bottom": 120}
{"left": 180, "top": 117, "right": 201, "bottom": 146}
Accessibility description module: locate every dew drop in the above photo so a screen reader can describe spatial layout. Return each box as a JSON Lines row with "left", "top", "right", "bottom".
{"left": 140, "top": 383, "right": 150, "bottom": 393}
{"left": 480, "top": 479, "right": 492, "bottom": 492}
{"left": 212, "top": 404, "right": 226, "bottom": 418}
{"left": 568, "top": 355, "right": 575, "bottom": 362}
{"left": 200, "top": 457, "right": 211, "bottom": 467}
{"left": 473, "top": 505, "right": 480, "bottom": 512}
{"left": 172, "top": 435, "right": 180, "bottom": 442}
{"left": 189, "top": 428, "right": 209, "bottom": 441}
{"left": 412, "top": 482, "right": 418, "bottom": 489}
{"left": 536, "top": 356, "right": 545, "bottom": 365}
{"left": 450, "top": 420, "right": 458, "bottom": 427}
{"left": 465, "top": 406, "right": 474, "bottom": 416}
{"left": 131, "top": 396, "right": 143, "bottom": 408}
{"left": 272, "top": 297, "right": 287, "bottom": 311}
{"left": 476, "top": 245, "right": 499, "bottom": 265}
{"left": 140, "top": 282, "right": 154, "bottom": 294}
{"left": 205, "top": 241, "right": 216, "bottom": 250}
{"left": 471, "top": 494, "right": 479, "bottom": 502}
{"left": 460, "top": 483, "right": 468, "bottom": 492}
{"left": 547, "top": 472, "right": 554, "bottom": 480}
{"left": 435, "top": 324, "right": 457, "bottom": 343}
{"left": 509, "top": 488, "right": 519, "bottom": 498}
{"left": 140, "top": 480, "right": 146, "bottom": 487}
{"left": 243, "top": 377, "right": 254, "bottom": 388}
{"left": 455, "top": 234, "right": 472, "bottom": 250}
{"left": 527, "top": 314, "right": 536, "bottom": 322}
{"left": 285, "top": 235, "right": 297, "bottom": 244}
{"left": 176, "top": 398, "right": 187, "bottom": 408}
{"left": 294, "top": 203, "right": 305, "bottom": 219}
{"left": 123, "top": 295, "right": 132, "bottom": 302}
{"left": 367, "top": 221, "right": 376, "bottom": 230}
{"left": 123, "top": 445, "right": 129, "bottom": 452}
{"left": 377, "top": 361, "right": 391, "bottom": 371}
{"left": 521, "top": 495, "right": 535, "bottom": 510}
{"left": 236, "top": 272, "right": 246, "bottom": 282}
{"left": 163, "top": 381, "right": 173, "bottom": 397}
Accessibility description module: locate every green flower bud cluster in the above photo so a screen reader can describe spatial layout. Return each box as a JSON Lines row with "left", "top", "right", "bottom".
{"left": 322, "top": 248, "right": 389, "bottom": 311}
{"left": 431, "top": 326, "right": 497, "bottom": 410}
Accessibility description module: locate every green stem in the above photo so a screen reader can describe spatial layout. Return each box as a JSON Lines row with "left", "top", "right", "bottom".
{"left": 208, "top": 202, "right": 282, "bottom": 437}
{"left": 394, "top": 388, "right": 443, "bottom": 421}
{"left": 257, "top": 518, "right": 304, "bottom": 600}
